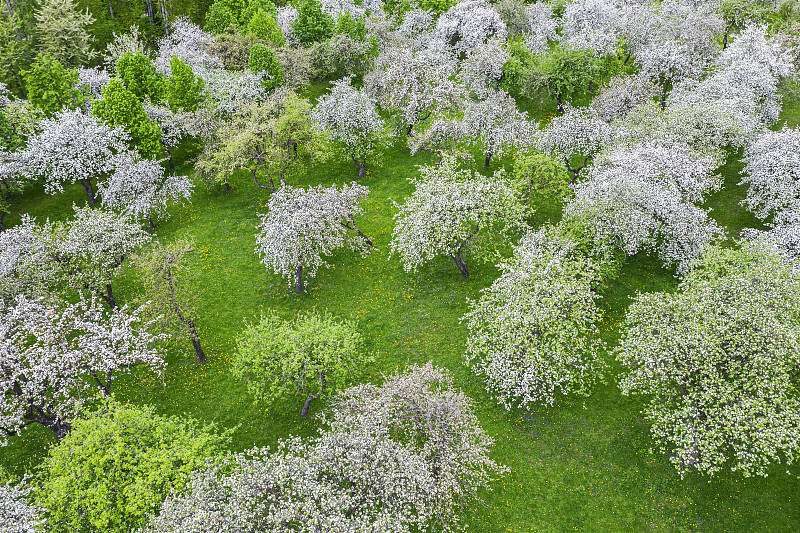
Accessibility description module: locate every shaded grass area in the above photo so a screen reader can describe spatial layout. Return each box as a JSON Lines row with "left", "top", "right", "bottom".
{"left": 2, "top": 103, "right": 800, "bottom": 532}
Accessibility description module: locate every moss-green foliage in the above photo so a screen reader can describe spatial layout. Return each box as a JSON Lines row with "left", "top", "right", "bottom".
{"left": 166, "top": 56, "right": 205, "bottom": 112}
{"left": 333, "top": 12, "right": 366, "bottom": 40}
{"left": 116, "top": 52, "right": 165, "bottom": 102}
{"left": 36, "top": 400, "right": 230, "bottom": 533}
{"left": 233, "top": 310, "right": 371, "bottom": 414}
{"left": 247, "top": 8, "right": 285, "bottom": 46}
{"left": 292, "top": 0, "right": 334, "bottom": 45}
{"left": 513, "top": 151, "right": 571, "bottom": 208}
{"left": 248, "top": 43, "right": 283, "bottom": 90}
{"left": 23, "top": 53, "right": 86, "bottom": 116}
{"left": 526, "top": 44, "right": 602, "bottom": 108}
{"left": 92, "top": 78, "right": 163, "bottom": 158}
{"left": 3, "top": 80, "right": 800, "bottom": 532}
{"left": 204, "top": 1, "right": 239, "bottom": 34}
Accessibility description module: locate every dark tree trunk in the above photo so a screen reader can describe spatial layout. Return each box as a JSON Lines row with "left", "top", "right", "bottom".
{"left": 660, "top": 75, "right": 669, "bottom": 109}
{"left": 556, "top": 95, "right": 565, "bottom": 114}
{"left": 43, "top": 417, "right": 72, "bottom": 440}
{"left": 251, "top": 169, "right": 274, "bottom": 191}
{"left": 159, "top": 0, "right": 170, "bottom": 36}
{"left": 0, "top": 211, "right": 5, "bottom": 232}
{"left": 295, "top": 264, "right": 303, "bottom": 294}
{"left": 722, "top": 32, "right": 729, "bottom": 50}
{"left": 341, "top": 221, "right": 373, "bottom": 247}
{"left": 101, "top": 283, "right": 120, "bottom": 310}
{"left": 484, "top": 151, "right": 493, "bottom": 169}
{"left": 147, "top": 215, "right": 155, "bottom": 230}
{"left": 451, "top": 251, "right": 469, "bottom": 279}
{"left": 406, "top": 123, "right": 414, "bottom": 136}
{"left": 565, "top": 155, "right": 591, "bottom": 184}
{"left": 80, "top": 178, "right": 97, "bottom": 204}
{"left": 23, "top": 408, "right": 72, "bottom": 440}
{"left": 108, "top": 0, "right": 115, "bottom": 25}
{"left": 352, "top": 156, "right": 366, "bottom": 179}
{"left": 623, "top": 53, "right": 631, "bottom": 65}
{"left": 224, "top": 181, "right": 232, "bottom": 192}
{"left": 589, "top": 80, "right": 594, "bottom": 93}
{"left": 166, "top": 147, "right": 175, "bottom": 170}
{"left": 145, "top": 0, "right": 155, "bottom": 23}
{"left": 182, "top": 316, "right": 206, "bottom": 362}
{"left": 301, "top": 395, "right": 317, "bottom": 416}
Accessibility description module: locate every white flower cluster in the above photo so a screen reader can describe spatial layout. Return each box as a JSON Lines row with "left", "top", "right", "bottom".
{"left": 0, "top": 478, "right": 44, "bottom": 533}
{"left": 195, "top": 67, "right": 267, "bottom": 118}
{"left": 617, "top": 244, "right": 800, "bottom": 477}
{"left": 564, "top": 140, "right": 724, "bottom": 274}
{"left": 255, "top": 183, "right": 372, "bottom": 291}
{"left": 364, "top": 45, "right": 463, "bottom": 135}
{"left": 457, "top": 38, "right": 509, "bottom": 99}
{"left": 739, "top": 126, "right": 800, "bottom": 221}
{"left": 435, "top": 0, "right": 508, "bottom": 54}
{"left": 75, "top": 66, "right": 111, "bottom": 99}
{"left": 0, "top": 215, "right": 58, "bottom": 302}
{"left": 17, "top": 109, "right": 129, "bottom": 197}
{"left": 145, "top": 364, "right": 507, "bottom": 533}
{"left": 560, "top": 0, "right": 623, "bottom": 56}
{"left": 311, "top": 77, "right": 388, "bottom": 176}
{"left": 97, "top": 151, "right": 194, "bottom": 226}
{"left": 463, "top": 225, "right": 606, "bottom": 409}
{"left": 461, "top": 89, "right": 535, "bottom": 164}
{"left": 742, "top": 208, "right": 800, "bottom": 274}
{"left": 277, "top": 5, "right": 299, "bottom": 40}
{"left": 590, "top": 73, "right": 660, "bottom": 123}
{"left": 155, "top": 17, "right": 221, "bottom": 76}
{"left": 523, "top": 2, "right": 558, "bottom": 55}
{"left": 0, "top": 295, "right": 166, "bottom": 444}
{"left": 389, "top": 154, "right": 526, "bottom": 278}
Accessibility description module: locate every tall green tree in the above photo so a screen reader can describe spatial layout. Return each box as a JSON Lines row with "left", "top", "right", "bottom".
{"left": 291, "top": 0, "right": 333, "bottom": 45}
{"left": 93, "top": 78, "right": 164, "bottom": 158}
{"left": 24, "top": 53, "right": 86, "bottom": 115}
{"left": 526, "top": 44, "right": 600, "bottom": 112}
{"left": 248, "top": 43, "right": 283, "bottom": 90}
{"left": 165, "top": 55, "right": 205, "bottom": 111}
{"left": 116, "top": 51, "right": 165, "bottom": 102}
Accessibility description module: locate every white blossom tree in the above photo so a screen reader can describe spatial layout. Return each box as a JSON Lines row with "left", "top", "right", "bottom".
{"left": 463, "top": 224, "right": 606, "bottom": 409}
{"left": 590, "top": 73, "right": 660, "bottom": 123}
{"left": 155, "top": 17, "right": 221, "bottom": 75}
{"left": 457, "top": 38, "right": 508, "bottom": 99}
{"left": 537, "top": 104, "right": 615, "bottom": 184}
{"left": 255, "top": 183, "right": 372, "bottom": 293}
{"left": 461, "top": 89, "right": 534, "bottom": 168}
{"left": 0, "top": 477, "right": 44, "bottom": 533}
{"left": 98, "top": 151, "right": 194, "bottom": 229}
{"left": 389, "top": 154, "right": 526, "bottom": 279}
{"left": 739, "top": 127, "right": 800, "bottom": 221}
{"left": 311, "top": 77, "right": 391, "bottom": 179}
{"left": 435, "top": 0, "right": 507, "bottom": 54}
{"left": 617, "top": 243, "right": 800, "bottom": 477}
{"left": 146, "top": 363, "right": 507, "bottom": 533}
{"left": 742, "top": 208, "right": 800, "bottom": 274}
{"left": 0, "top": 216, "right": 59, "bottom": 302}
{"left": 75, "top": 66, "right": 111, "bottom": 99}
{"left": 523, "top": 2, "right": 558, "bottom": 56}
{"left": 408, "top": 116, "right": 466, "bottom": 162}
{"left": 364, "top": 45, "right": 464, "bottom": 136}
{"left": 560, "top": 0, "right": 623, "bottom": 56}
{"left": 52, "top": 205, "right": 152, "bottom": 309}
{"left": 19, "top": 109, "right": 129, "bottom": 204}
{"left": 0, "top": 295, "right": 166, "bottom": 443}
{"left": 563, "top": 142, "right": 724, "bottom": 275}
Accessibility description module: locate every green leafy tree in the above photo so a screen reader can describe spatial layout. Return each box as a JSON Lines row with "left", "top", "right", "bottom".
{"left": 116, "top": 52, "right": 165, "bottom": 102}
{"left": 248, "top": 43, "right": 283, "bottom": 90}
{"left": 165, "top": 56, "right": 205, "bottom": 111}
{"left": 718, "top": 0, "right": 770, "bottom": 49}
{"left": 0, "top": 12, "right": 33, "bottom": 98}
{"left": 204, "top": 1, "right": 238, "bottom": 34}
{"left": 24, "top": 54, "right": 86, "bottom": 115}
{"left": 37, "top": 400, "right": 230, "bottom": 533}
{"left": 247, "top": 8, "right": 284, "bottom": 46}
{"left": 134, "top": 238, "right": 207, "bottom": 363}
{"left": 291, "top": 0, "right": 333, "bottom": 45}
{"left": 526, "top": 44, "right": 600, "bottom": 112}
{"left": 512, "top": 151, "right": 571, "bottom": 207}
{"left": 233, "top": 310, "right": 371, "bottom": 415}
{"left": 333, "top": 12, "right": 366, "bottom": 40}
{"left": 93, "top": 78, "right": 164, "bottom": 158}
{"left": 35, "top": 0, "right": 95, "bottom": 66}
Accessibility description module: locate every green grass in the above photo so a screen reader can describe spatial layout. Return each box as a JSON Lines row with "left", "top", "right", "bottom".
{"left": 3, "top": 95, "right": 800, "bottom": 532}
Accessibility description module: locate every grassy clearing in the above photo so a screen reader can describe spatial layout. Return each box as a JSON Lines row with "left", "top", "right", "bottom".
{"left": 2, "top": 92, "right": 800, "bottom": 532}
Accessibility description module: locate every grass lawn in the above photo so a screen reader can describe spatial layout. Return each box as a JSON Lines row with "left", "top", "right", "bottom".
{"left": 2, "top": 87, "right": 800, "bottom": 532}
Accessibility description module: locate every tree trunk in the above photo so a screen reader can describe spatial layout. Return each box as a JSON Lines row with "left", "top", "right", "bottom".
{"left": 166, "top": 147, "right": 175, "bottom": 170}
{"left": 224, "top": 181, "right": 232, "bottom": 192}
{"left": 556, "top": 95, "right": 564, "bottom": 114}
{"left": 101, "top": 283, "right": 120, "bottom": 310}
{"left": 0, "top": 211, "right": 5, "bottom": 233}
{"left": 159, "top": 0, "right": 170, "bottom": 36}
{"left": 108, "top": 0, "right": 115, "bottom": 25}
{"left": 352, "top": 156, "right": 366, "bottom": 179}
{"left": 80, "top": 178, "right": 97, "bottom": 204}
{"left": 147, "top": 215, "right": 155, "bottom": 230}
{"left": 484, "top": 151, "right": 492, "bottom": 169}
{"left": 44, "top": 417, "right": 72, "bottom": 440}
{"left": 145, "top": 0, "right": 155, "bottom": 23}
{"left": 295, "top": 264, "right": 303, "bottom": 293}
{"left": 341, "top": 221, "right": 373, "bottom": 247}
{"left": 251, "top": 169, "right": 274, "bottom": 191}
{"left": 660, "top": 75, "right": 669, "bottom": 109}
{"left": 589, "top": 80, "right": 594, "bottom": 93}
{"left": 186, "top": 319, "right": 207, "bottom": 362}
{"left": 722, "top": 32, "right": 728, "bottom": 50}
{"left": 301, "top": 394, "right": 317, "bottom": 416}
{"left": 451, "top": 252, "right": 469, "bottom": 279}
{"left": 406, "top": 123, "right": 414, "bottom": 136}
